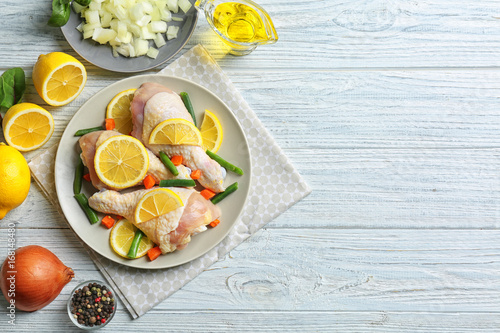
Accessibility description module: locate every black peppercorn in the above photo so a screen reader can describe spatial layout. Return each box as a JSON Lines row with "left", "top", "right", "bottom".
{"left": 70, "top": 282, "right": 115, "bottom": 328}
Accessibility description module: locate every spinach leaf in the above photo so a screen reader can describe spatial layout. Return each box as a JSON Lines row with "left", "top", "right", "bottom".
{"left": 0, "top": 76, "right": 14, "bottom": 110}
{"left": 47, "top": 0, "right": 71, "bottom": 27}
{"left": 0, "top": 67, "right": 25, "bottom": 111}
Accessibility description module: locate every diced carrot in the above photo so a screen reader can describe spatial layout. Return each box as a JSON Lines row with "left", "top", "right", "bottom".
{"left": 143, "top": 175, "right": 156, "bottom": 189}
{"left": 147, "top": 246, "right": 162, "bottom": 261}
{"left": 170, "top": 155, "right": 183, "bottom": 166}
{"left": 115, "top": 215, "right": 124, "bottom": 220}
{"left": 209, "top": 219, "right": 220, "bottom": 228}
{"left": 105, "top": 118, "right": 115, "bottom": 130}
{"left": 200, "top": 189, "right": 216, "bottom": 200}
{"left": 101, "top": 215, "right": 116, "bottom": 229}
{"left": 83, "top": 173, "right": 91, "bottom": 182}
{"left": 190, "top": 169, "right": 202, "bottom": 180}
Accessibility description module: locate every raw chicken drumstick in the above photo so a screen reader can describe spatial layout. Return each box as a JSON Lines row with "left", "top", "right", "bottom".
{"left": 79, "top": 130, "right": 191, "bottom": 191}
{"left": 89, "top": 187, "right": 221, "bottom": 253}
{"left": 130, "top": 82, "right": 225, "bottom": 193}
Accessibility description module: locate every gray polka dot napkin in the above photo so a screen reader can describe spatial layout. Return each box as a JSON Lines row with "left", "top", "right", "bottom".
{"left": 29, "top": 44, "right": 311, "bottom": 318}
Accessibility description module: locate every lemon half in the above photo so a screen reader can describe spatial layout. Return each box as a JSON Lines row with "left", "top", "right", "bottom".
{"left": 2, "top": 103, "right": 54, "bottom": 152}
{"left": 32, "top": 52, "right": 87, "bottom": 106}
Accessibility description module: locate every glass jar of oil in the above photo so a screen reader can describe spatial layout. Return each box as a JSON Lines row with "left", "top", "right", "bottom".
{"left": 195, "top": 0, "right": 278, "bottom": 55}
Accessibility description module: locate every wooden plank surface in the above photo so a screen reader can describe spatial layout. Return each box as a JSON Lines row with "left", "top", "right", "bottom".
{"left": 2, "top": 1, "right": 500, "bottom": 69}
{"left": 0, "top": 0, "right": 499, "bottom": 331}
{"left": 0, "top": 228, "right": 499, "bottom": 330}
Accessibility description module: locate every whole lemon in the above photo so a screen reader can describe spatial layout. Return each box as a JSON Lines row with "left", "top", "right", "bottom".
{"left": 0, "top": 143, "right": 31, "bottom": 219}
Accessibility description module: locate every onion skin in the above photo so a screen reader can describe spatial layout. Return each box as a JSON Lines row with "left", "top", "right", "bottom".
{"left": 0, "top": 245, "right": 75, "bottom": 312}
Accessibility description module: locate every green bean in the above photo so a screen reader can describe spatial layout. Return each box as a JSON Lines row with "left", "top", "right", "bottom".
{"left": 211, "top": 182, "right": 238, "bottom": 204}
{"left": 180, "top": 92, "right": 197, "bottom": 127}
{"left": 159, "top": 151, "right": 179, "bottom": 176}
{"left": 73, "top": 157, "right": 84, "bottom": 195}
{"left": 74, "top": 126, "right": 104, "bottom": 137}
{"left": 127, "top": 230, "right": 144, "bottom": 259}
{"left": 74, "top": 193, "right": 99, "bottom": 225}
{"left": 205, "top": 150, "right": 244, "bottom": 175}
{"left": 159, "top": 179, "right": 196, "bottom": 187}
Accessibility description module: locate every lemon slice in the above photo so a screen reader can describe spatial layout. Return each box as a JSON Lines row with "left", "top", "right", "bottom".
{"left": 149, "top": 118, "right": 203, "bottom": 146}
{"left": 106, "top": 88, "right": 136, "bottom": 135}
{"left": 109, "top": 219, "right": 154, "bottom": 258}
{"left": 2, "top": 103, "right": 54, "bottom": 152}
{"left": 199, "top": 110, "right": 223, "bottom": 153}
{"left": 134, "top": 188, "right": 184, "bottom": 224}
{"left": 94, "top": 135, "right": 149, "bottom": 189}
{"left": 32, "top": 52, "right": 87, "bottom": 106}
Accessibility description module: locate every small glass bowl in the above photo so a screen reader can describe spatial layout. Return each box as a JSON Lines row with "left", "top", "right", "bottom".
{"left": 67, "top": 280, "right": 117, "bottom": 330}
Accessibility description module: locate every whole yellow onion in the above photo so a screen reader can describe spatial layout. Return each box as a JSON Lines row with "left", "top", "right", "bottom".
{"left": 0, "top": 245, "right": 74, "bottom": 311}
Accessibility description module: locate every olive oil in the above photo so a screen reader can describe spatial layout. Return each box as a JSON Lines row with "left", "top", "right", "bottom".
{"left": 213, "top": 2, "right": 269, "bottom": 43}
{"left": 196, "top": 0, "right": 278, "bottom": 55}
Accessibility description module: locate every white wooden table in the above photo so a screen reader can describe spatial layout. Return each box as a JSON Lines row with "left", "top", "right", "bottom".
{"left": 1, "top": 0, "right": 500, "bottom": 331}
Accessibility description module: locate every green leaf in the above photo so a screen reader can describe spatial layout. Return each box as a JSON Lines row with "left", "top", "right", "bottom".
{"left": 0, "top": 67, "right": 25, "bottom": 112}
{"left": 12, "top": 67, "right": 25, "bottom": 104}
{"left": 47, "top": 0, "right": 71, "bottom": 27}
{"left": 0, "top": 75, "right": 15, "bottom": 109}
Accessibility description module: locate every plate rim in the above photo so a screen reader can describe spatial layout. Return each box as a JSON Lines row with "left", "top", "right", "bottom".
{"left": 54, "top": 74, "right": 252, "bottom": 269}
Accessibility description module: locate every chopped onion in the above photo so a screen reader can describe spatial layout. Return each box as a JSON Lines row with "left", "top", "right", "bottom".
{"left": 140, "top": 26, "right": 156, "bottom": 39}
{"left": 134, "top": 38, "right": 149, "bottom": 56}
{"left": 178, "top": 0, "right": 192, "bottom": 13}
{"left": 101, "top": 12, "right": 113, "bottom": 27}
{"left": 142, "top": 1, "right": 154, "bottom": 14}
{"left": 150, "top": 21, "right": 167, "bottom": 33}
{"left": 79, "top": 0, "right": 183, "bottom": 58}
{"left": 89, "top": 1, "right": 101, "bottom": 11}
{"left": 147, "top": 47, "right": 160, "bottom": 59}
{"left": 85, "top": 10, "right": 100, "bottom": 24}
{"left": 93, "top": 28, "right": 118, "bottom": 44}
{"left": 154, "top": 33, "right": 166, "bottom": 48}
{"left": 161, "top": 8, "right": 172, "bottom": 22}
{"left": 136, "top": 14, "right": 152, "bottom": 27}
{"left": 166, "top": 25, "right": 179, "bottom": 40}
{"left": 167, "top": 0, "right": 179, "bottom": 13}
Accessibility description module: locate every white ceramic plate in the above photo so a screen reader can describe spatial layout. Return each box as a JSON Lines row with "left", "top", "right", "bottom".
{"left": 61, "top": 3, "right": 198, "bottom": 72}
{"left": 55, "top": 75, "right": 251, "bottom": 269}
